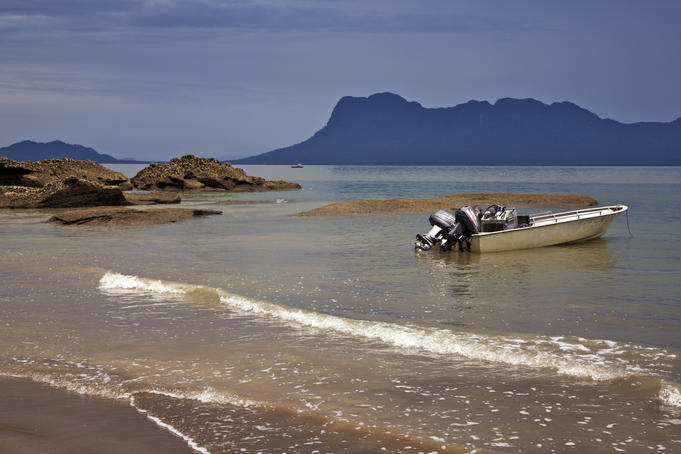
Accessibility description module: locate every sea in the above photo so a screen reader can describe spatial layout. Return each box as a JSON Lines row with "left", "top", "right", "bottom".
{"left": 1, "top": 165, "right": 680, "bottom": 453}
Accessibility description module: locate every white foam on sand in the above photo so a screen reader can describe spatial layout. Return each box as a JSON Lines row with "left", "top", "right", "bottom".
{"left": 130, "top": 394, "right": 211, "bottom": 454}
{"left": 145, "top": 388, "right": 259, "bottom": 408}
{"left": 659, "top": 380, "right": 681, "bottom": 409}
{"left": 127, "top": 388, "right": 270, "bottom": 454}
{"left": 1, "top": 371, "right": 212, "bottom": 454}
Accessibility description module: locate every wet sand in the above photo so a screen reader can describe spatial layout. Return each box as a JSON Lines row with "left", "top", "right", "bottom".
{"left": 0, "top": 377, "right": 195, "bottom": 454}
{"left": 295, "top": 192, "right": 598, "bottom": 216}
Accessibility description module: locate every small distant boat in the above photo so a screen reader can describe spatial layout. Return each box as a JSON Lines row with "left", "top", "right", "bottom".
{"left": 415, "top": 204, "right": 628, "bottom": 253}
{"left": 291, "top": 163, "right": 304, "bottom": 168}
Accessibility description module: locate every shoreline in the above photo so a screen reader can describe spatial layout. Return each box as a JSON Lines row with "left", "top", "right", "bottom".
{"left": 0, "top": 376, "right": 197, "bottom": 454}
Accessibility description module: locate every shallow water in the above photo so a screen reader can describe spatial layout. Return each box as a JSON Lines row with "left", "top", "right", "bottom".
{"left": 1, "top": 165, "right": 680, "bottom": 453}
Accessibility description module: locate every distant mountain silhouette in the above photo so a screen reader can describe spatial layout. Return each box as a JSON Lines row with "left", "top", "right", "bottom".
{"left": 0, "top": 140, "right": 144, "bottom": 163}
{"left": 233, "top": 93, "right": 681, "bottom": 165}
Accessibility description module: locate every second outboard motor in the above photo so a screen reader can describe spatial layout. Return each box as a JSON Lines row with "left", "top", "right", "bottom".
{"left": 457, "top": 206, "right": 481, "bottom": 235}
{"left": 444, "top": 206, "right": 480, "bottom": 251}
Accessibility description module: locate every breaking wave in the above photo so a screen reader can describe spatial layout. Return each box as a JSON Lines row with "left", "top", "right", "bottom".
{"left": 99, "top": 272, "right": 190, "bottom": 295}
{"left": 98, "top": 272, "right": 680, "bottom": 398}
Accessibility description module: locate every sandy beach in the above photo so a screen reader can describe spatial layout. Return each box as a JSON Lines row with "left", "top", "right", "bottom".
{"left": 0, "top": 377, "right": 194, "bottom": 454}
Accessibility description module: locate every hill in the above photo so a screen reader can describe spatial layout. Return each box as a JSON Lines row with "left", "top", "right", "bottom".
{"left": 0, "top": 140, "right": 143, "bottom": 163}
{"left": 233, "top": 93, "right": 681, "bottom": 165}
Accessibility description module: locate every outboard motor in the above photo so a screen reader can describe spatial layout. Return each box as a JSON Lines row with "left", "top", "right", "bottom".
{"left": 415, "top": 210, "right": 457, "bottom": 251}
{"left": 415, "top": 206, "right": 481, "bottom": 251}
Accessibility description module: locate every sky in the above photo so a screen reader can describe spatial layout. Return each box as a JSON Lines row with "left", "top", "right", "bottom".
{"left": 1, "top": 0, "right": 680, "bottom": 161}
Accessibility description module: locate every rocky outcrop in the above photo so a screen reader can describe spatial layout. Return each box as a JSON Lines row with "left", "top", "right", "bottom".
{"left": 47, "top": 207, "right": 222, "bottom": 226}
{"left": 0, "top": 176, "right": 129, "bottom": 208}
{"left": 130, "top": 155, "right": 301, "bottom": 192}
{"left": 295, "top": 193, "right": 598, "bottom": 216}
{"left": 0, "top": 157, "right": 129, "bottom": 188}
{"left": 0, "top": 158, "right": 184, "bottom": 208}
{"left": 0, "top": 157, "right": 133, "bottom": 208}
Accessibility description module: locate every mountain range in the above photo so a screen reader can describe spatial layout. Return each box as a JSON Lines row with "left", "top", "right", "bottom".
{"left": 233, "top": 93, "right": 681, "bottom": 165}
{"left": 0, "top": 140, "right": 144, "bottom": 163}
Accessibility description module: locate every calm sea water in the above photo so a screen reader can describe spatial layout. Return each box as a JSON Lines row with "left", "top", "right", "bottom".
{"left": 1, "top": 165, "right": 680, "bottom": 453}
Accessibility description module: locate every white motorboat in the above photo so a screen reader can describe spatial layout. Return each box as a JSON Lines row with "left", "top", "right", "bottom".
{"left": 415, "top": 204, "right": 628, "bottom": 253}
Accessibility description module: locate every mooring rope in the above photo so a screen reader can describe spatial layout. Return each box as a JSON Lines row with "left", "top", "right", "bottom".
{"left": 625, "top": 208, "right": 634, "bottom": 238}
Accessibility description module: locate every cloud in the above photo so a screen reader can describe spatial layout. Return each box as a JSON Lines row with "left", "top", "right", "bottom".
{"left": 0, "top": 0, "right": 141, "bottom": 15}
{"left": 0, "top": 0, "right": 523, "bottom": 36}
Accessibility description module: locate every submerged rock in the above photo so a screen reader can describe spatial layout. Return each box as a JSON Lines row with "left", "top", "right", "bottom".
{"left": 123, "top": 192, "right": 181, "bottom": 205}
{"left": 295, "top": 193, "right": 598, "bottom": 216}
{"left": 47, "top": 207, "right": 222, "bottom": 226}
{"left": 130, "top": 155, "right": 301, "bottom": 192}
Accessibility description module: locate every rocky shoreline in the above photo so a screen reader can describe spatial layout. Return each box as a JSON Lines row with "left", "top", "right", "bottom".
{"left": 130, "top": 155, "right": 301, "bottom": 192}
{"left": 2, "top": 157, "right": 600, "bottom": 224}
{"left": 0, "top": 176, "right": 129, "bottom": 209}
{"left": 295, "top": 193, "right": 598, "bottom": 216}
{"left": 0, "top": 155, "right": 300, "bottom": 211}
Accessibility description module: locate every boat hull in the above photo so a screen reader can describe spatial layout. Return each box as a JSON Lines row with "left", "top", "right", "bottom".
{"left": 469, "top": 205, "right": 627, "bottom": 253}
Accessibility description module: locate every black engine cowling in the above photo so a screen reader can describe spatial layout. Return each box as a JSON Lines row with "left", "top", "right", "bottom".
{"left": 415, "top": 206, "right": 481, "bottom": 251}
{"left": 429, "top": 210, "right": 457, "bottom": 230}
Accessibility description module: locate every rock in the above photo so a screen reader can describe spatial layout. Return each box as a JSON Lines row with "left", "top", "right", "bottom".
{"left": 1, "top": 177, "right": 129, "bottom": 208}
{"left": 47, "top": 207, "right": 222, "bottom": 226}
{"left": 0, "top": 157, "right": 134, "bottom": 208}
{"left": 130, "top": 155, "right": 301, "bottom": 192}
{"left": 38, "top": 177, "right": 129, "bottom": 208}
{"left": 295, "top": 193, "right": 599, "bottom": 216}
{"left": 123, "top": 192, "right": 181, "bottom": 205}
{"left": 0, "top": 158, "right": 186, "bottom": 208}
{"left": 0, "top": 157, "right": 129, "bottom": 188}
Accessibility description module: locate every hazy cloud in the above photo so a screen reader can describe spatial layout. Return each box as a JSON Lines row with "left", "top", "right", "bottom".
{"left": 0, "top": 0, "right": 523, "bottom": 35}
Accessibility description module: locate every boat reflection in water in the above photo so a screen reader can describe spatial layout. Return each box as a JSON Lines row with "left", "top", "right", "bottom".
{"left": 414, "top": 238, "right": 619, "bottom": 333}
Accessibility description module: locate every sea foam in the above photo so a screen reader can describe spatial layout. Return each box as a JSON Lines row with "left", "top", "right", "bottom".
{"left": 659, "top": 381, "right": 681, "bottom": 409}
{"left": 99, "top": 271, "right": 188, "bottom": 294}
{"left": 145, "top": 388, "right": 259, "bottom": 408}
{"left": 130, "top": 394, "right": 211, "bottom": 454}
{"left": 218, "top": 292, "right": 622, "bottom": 381}
{"left": 98, "top": 271, "right": 679, "bottom": 392}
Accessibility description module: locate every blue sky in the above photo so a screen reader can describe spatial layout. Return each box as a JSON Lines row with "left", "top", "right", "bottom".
{"left": 1, "top": 0, "right": 680, "bottom": 160}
